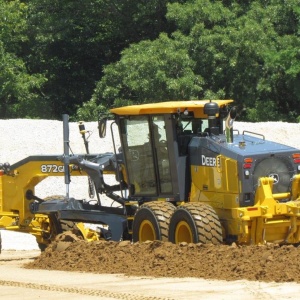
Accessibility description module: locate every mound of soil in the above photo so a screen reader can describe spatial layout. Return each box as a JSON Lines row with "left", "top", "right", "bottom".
{"left": 25, "top": 232, "right": 300, "bottom": 283}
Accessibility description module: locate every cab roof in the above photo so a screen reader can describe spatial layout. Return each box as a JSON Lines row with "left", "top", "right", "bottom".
{"left": 110, "top": 100, "right": 234, "bottom": 118}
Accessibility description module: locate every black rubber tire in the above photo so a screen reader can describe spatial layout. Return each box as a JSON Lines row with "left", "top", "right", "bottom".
{"left": 49, "top": 218, "right": 79, "bottom": 241}
{"left": 38, "top": 219, "right": 78, "bottom": 251}
{"left": 168, "top": 202, "right": 222, "bottom": 244}
{"left": 41, "top": 195, "right": 76, "bottom": 234}
{"left": 37, "top": 195, "right": 77, "bottom": 251}
{"left": 59, "top": 220, "right": 77, "bottom": 233}
{"left": 132, "top": 201, "right": 175, "bottom": 242}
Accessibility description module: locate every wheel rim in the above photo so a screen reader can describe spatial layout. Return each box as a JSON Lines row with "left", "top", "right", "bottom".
{"left": 139, "top": 220, "right": 156, "bottom": 241}
{"left": 175, "top": 220, "right": 193, "bottom": 243}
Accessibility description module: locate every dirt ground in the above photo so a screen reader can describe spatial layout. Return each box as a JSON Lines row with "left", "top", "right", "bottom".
{"left": 2, "top": 250, "right": 300, "bottom": 300}
{"left": 25, "top": 231, "right": 300, "bottom": 283}
{"left": 2, "top": 233, "right": 300, "bottom": 299}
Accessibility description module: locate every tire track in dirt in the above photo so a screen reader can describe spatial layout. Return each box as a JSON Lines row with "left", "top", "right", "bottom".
{"left": 0, "top": 280, "right": 174, "bottom": 300}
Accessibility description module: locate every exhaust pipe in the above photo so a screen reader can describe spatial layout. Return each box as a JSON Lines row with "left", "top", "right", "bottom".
{"left": 225, "top": 107, "right": 237, "bottom": 143}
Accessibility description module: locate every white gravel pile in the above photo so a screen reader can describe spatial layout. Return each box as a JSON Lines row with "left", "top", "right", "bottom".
{"left": 0, "top": 119, "right": 299, "bottom": 250}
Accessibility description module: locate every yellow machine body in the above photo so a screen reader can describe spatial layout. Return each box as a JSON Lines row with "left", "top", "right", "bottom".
{"left": 190, "top": 154, "right": 300, "bottom": 244}
{"left": 0, "top": 156, "right": 94, "bottom": 246}
{"left": 1, "top": 100, "right": 300, "bottom": 248}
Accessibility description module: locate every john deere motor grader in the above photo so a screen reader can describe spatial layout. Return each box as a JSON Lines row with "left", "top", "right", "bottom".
{"left": 1, "top": 100, "right": 300, "bottom": 250}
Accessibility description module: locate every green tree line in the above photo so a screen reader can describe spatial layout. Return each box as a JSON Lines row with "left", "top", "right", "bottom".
{"left": 0, "top": 0, "right": 299, "bottom": 121}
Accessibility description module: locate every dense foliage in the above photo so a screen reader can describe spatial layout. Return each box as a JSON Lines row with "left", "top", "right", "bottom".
{"left": 0, "top": 1, "right": 46, "bottom": 118}
{"left": 0, "top": 0, "right": 299, "bottom": 121}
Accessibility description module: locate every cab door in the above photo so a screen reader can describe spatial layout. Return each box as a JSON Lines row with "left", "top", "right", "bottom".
{"left": 152, "top": 116, "right": 173, "bottom": 194}
{"left": 119, "top": 115, "right": 173, "bottom": 196}
{"left": 120, "top": 116, "right": 157, "bottom": 196}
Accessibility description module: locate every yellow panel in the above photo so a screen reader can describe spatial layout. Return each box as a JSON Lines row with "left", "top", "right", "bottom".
{"left": 0, "top": 159, "right": 88, "bottom": 229}
{"left": 191, "top": 155, "right": 238, "bottom": 195}
{"left": 224, "top": 158, "right": 239, "bottom": 192}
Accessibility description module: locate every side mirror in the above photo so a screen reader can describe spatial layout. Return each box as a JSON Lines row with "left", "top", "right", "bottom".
{"left": 98, "top": 117, "right": 107, "bottom": 138}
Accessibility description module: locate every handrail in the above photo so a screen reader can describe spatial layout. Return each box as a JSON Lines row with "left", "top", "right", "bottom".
{"left": 243, "top": 130, "right": 265, "bottom": 140}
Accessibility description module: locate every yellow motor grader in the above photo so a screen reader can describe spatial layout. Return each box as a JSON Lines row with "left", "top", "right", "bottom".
{"left": 1, "top": 100, "right": 300, "bottom": 250}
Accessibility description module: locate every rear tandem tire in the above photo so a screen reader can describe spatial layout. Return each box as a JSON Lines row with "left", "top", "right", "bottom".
{"left": 132, "top": 201, "right": 175, "bottom": 242}
{"left": 168, "top": 202, "right": 223, "bottom": 245}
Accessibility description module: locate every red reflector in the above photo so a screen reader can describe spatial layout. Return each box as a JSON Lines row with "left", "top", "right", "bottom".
{"left": 294, "top": 158, "right": 300, "bottom": 164}
{"left": 243, "top": 163, "right": 252, "bottom": 169}
{"left": 247, "top": 207, "right": 258, "bottom": 211}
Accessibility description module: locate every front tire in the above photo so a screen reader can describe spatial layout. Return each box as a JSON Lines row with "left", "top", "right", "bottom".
{"left": 132, "top": 201, "right": 175, "bottom": 242}
{"left": 36, "top": 195, "right": 78, "bottom": 251}
{"left": 169, "top": 203, "right": 222, "bottom": 244}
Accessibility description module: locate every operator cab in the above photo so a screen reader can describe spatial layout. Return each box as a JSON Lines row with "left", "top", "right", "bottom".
{"left": 107, "top": 100, "right": 232, "bottom": 203}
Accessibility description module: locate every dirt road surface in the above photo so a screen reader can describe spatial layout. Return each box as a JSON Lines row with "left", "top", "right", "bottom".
{"left": 1, "top": 245, "right": 300, "bottom": 299}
